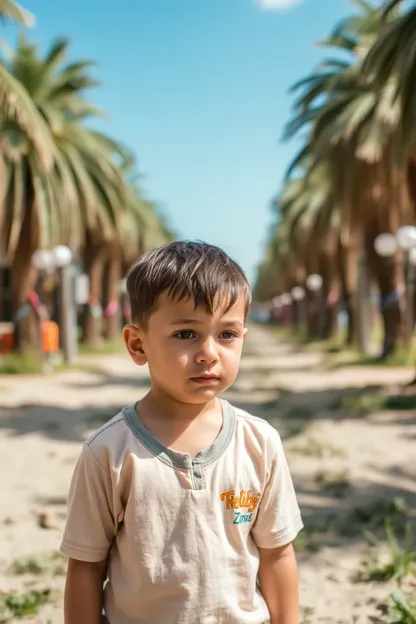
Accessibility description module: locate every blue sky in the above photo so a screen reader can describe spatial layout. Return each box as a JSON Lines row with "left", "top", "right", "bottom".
{"left": 7, "top": 0, "right": 352, "bottom": 283}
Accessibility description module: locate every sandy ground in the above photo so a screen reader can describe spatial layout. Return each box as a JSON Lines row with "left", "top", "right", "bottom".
{"left": 0, "top": 324, "right": 415, "bottom": 623}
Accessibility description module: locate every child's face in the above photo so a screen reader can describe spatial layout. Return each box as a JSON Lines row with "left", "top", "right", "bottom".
{"left": 124, "top": 292, "right": 247, "bottom": 404}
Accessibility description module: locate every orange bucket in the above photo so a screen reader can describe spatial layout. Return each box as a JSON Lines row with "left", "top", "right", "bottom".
{"left": 0, "top": 329, "right": 14, "bottom": 355}
{"left": 41, "top": 321, "right": 59, "bottom": 354}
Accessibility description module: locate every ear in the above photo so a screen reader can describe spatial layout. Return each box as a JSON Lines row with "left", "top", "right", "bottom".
{"left": 242, "top": 327, "right": 248, "bottom": 339}
{"left": 123, "top": 324, "right": 148, "bottom": 366}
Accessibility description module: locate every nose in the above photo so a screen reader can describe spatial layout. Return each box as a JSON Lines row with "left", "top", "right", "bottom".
{"left": 196, "top": 337, "right": 219, "bottom": 364}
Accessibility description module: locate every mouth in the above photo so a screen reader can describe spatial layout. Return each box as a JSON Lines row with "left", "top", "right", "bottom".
{"left": 190, "top": 375, "right": 221, "bottom": 385}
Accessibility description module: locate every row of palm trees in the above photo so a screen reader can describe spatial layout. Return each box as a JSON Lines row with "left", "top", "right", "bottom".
{"left": 254, "top": 0, "right": 416, "bottom": 357}
{"left": 0, "top": 1, "right": 173, "bottom": 353}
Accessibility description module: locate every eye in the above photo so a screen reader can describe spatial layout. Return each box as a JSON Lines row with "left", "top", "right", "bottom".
{"left": 174, "top": 330, "right": 195, "bottom": 340}
{"left": 220, "top": 331, "right": 238, "bottom": 340}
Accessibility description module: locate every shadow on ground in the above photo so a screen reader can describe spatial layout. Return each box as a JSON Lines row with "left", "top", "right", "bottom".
{"left": 0, "top": 403, "right": 127, "bottom": 443}
{"left": 0, "top": 347, "right": 415, "bottom": 564}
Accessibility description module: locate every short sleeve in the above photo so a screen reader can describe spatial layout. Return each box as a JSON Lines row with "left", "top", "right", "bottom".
{"left": 60, "top": 443, "right": 116, "bottom": 562}
{"left": 251, "top": 429, "right": 303, "bottom": 549}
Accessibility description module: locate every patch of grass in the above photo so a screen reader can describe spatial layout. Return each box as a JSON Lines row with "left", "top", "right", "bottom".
{"left": 333, "top": 389, "right": 416, "bottom": 417}
{"left": 385, "top": 589, "right": 416, "bottom": 624}
{"left": 293, "top": 531, "right": 321, "bottom": 554}
{"left": 338, "top": 391, "right": 387, "bottom": 417}
{"left": 0, "top": 352, "right": 43, "bottom": 375}
{"left": 301, "top": 606, "right": 315, "bottom": 624}
{"left": 357, "top": 521, "right": 416, "bottom": 584}
{"left": 78, "top": 337, "right": 125, "bottom": 356}
{"left": 289, "top": 436, "right": 346, "bottom": 459}
{"left": 283, "top": 420, "right": 308, "bottom": 439}
{"left": 53, "top": 361, "right": 104, "bottom": 374}
{"left": 314, "top": 469, "right": 351, "bottom": 498}
{"left": 332, "top": 346, "right": 415, "bottom": 369}
{"left": 294, "top": 519, "right": 333, "bottom": 554}
{"left": 0, "top": 589, "right": 51, "bottom": 622}
{"left": 9, "top": 552, "right": 67, "bottom": 577}
{"left": 3, "top": 517, "right": 14, "bottom": 526}
{"left": 337, "top": 497, "right": 410, "bottom": 538}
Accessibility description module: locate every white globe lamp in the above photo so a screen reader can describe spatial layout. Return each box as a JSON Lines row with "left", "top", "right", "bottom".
{"left": 374, "top": 233, "right": 398, "bottom": 258}
{"left": 291, "top": 286, "right": 305, "bottom": 301}
{"left": 280, "top": 293, "right": 292, "bottom": 306}
{"left": 397, "top": 226, "right": 416, "bottom": 251}
{"left": 53, "top": 245, "right": 73, "bottom": 268}
{"left": 32, "top": 249, "right": 54, "bottom": 271}
{"left": 306, "top": 274, "right": 323, "bottom": 292}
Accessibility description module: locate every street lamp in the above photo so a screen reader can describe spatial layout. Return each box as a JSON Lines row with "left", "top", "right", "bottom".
{"left": 397, "top": 226, "right": 416, "bottom": 344}
{"left": 53, "top": 245, "right": 73, "bottom": 268}
{"left": 306, "top": 274, "right": 323, "bottom": 292}
{"left": 280, "top": 293, "right": 292, "bottom": 306}
{"left": 306, "top": 274, "right": 324, "bottom": 336}
{"left": 373, "top": 233, "right": 398, "bottom": 258}
{"left": 291, "top": 286, "right": 305, "bottom": 301}
{"left": 32, "top": 245, "right": 77, "bottom": 365}
{"left": 397, "top": 226, "right": 416, "bottom": 251}
{"left": 291, "top": 286, "right": 306, "bottom": 332}
{"left": 374, "top": 227, "right": 416, "bottom": 351}
{"left": 32, "top": 249, "right": 54, "bottom": 272}
{"left": 54, "top": 245, "right": 76, "bottom": 365}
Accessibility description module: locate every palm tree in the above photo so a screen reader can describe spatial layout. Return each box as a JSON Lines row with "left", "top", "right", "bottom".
{"left": 361, "top": 1, "right": 416, "bottom": 197}
{"left": 273, "top": 1, "right": 407, "bottom": 355}
{"left": 0, "top": 0, "right": 34, "bottom": 23}
{"left": 0, "top": 36, "right": 130, "bottom": 352}
{"left": 0, "top": 2, "right": 54, "bottom": 169}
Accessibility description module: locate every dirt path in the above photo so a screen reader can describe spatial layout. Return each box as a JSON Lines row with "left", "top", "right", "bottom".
{"left": 0, "top": 325, "right": 415, "bottom": 623}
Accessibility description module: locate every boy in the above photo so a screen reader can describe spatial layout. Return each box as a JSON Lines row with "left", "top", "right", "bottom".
{"left": 61, "top": 241, "right": 303, "bottom": 624}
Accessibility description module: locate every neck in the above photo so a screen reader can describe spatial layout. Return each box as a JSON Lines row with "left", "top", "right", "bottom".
{"left": 140, "top": 388, "right": 220, "bottom": 423}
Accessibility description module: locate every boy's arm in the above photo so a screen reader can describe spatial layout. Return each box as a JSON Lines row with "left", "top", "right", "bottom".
{"left": 250, "top": 428, "right": 303, "bottom": 624}
{"left": 60, "top": 444, "right": 120, "bottom": 621}
{"left": 64, "top": 558, "right": 107, "bottom": 624}
{"left": 258, "top": 543, "right": 299, "bottom": 624}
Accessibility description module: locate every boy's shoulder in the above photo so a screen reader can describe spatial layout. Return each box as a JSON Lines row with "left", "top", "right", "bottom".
{"left": 87, "top": 408, "right": 127, "bottom": 445}
{"left": 82, "top": 406, "right": 134, "bottom": 466}
{"left": 229, "top": 401, "right": 283, "bottom": 448}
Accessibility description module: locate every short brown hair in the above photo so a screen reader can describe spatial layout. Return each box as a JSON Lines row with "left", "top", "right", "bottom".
{"left": 126, "top": 240, "right": 252, "bottom": 326}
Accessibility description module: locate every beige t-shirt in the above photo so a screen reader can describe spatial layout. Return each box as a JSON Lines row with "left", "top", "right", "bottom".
{"left": 60, "top": 400, "right": 303, "bottom": 624}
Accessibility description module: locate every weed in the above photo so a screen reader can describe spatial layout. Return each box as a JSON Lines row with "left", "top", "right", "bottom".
{"left": 386, "top": 589, "right": 416, "bottom": 624}
{"left": 357, "top": 521, "right": 416, "bottom": 584}
{"left": 0, "top": 353, "right": 43, "bottom": 375}
{"left": 339, "top": 392, "right": 386, "bottom": 416}
{"left": 337, "top": 498, "right": 409, "bottom": 537}
{"left": 294, "top": 519, "right": 332, "bottom": 554}
{"left": 289, "top": 437, "right": 346, "bottom": 459}
{"left": 78, "top": 338, "right": 125, "bottom": 356}
{"left": 301, "top": 606, "right": 315, "bottom": 624}
{"left": 0, "top": 589, "right": 51, "bottom": 622}
{"left": 3, "top": 517, "right": 14, "bottom": 526}
{"left": 314, "top": 469, "right": 351, "bottom": 498}
{"left": 9, "top": 551, "right": 67, "bottom": 577}
{"left": 283, "top": 421, "right": 306, "bottom": 439}
{"left": 10, "top": 557, "right": 45, "bottom": 575}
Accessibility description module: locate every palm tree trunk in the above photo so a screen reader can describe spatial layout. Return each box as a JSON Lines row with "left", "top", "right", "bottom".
{"left": 10, "top": 204, "right": 41, "bottom": 354}
{"left": 365, "top": 228, "right": 402, "bottom": 358}
{"left": 319, "top": 253, "right": 339, "bottom": 340}
{"left": 80, "top": 233, "right": 106, "bottom": 347}
{"left": 337, "top": 239, "right": 357, "bottom": 346}
{"left": 103, "top": 244, "right": 122, "bottom": 341}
